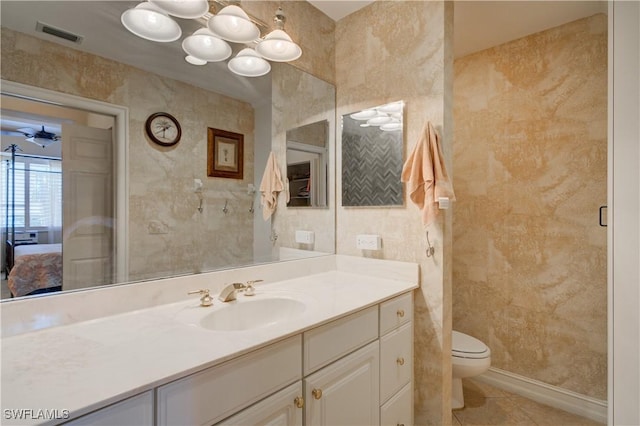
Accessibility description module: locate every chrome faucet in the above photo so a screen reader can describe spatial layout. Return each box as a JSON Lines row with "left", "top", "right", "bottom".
{"left": 218, "top": 282, "right": 247, "bottom": 302}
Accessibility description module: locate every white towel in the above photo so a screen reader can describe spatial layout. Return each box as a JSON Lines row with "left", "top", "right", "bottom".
{"left": 260, "top": 152, "right": 284, "bottom": 221}
{"left": 401, "top": 121, "right": 455, "bottom": 225}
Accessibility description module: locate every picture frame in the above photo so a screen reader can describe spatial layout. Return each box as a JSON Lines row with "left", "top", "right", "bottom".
{"left": 207, "top": 128, "right": 244, "bottom": 179}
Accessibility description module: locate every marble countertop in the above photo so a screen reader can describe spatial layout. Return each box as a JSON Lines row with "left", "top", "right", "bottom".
{"left": 1, "top": 265, "right": 418, "bottom": 425}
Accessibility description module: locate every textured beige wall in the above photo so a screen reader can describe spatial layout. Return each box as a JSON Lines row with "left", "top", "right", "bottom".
{"left": 243, "top": 0, "right": 335, "bottom": 85}
{"left": 335, "top": 2, "right": 454, "bottom": 424}
{"left": 452, "top": 14, "right": 608, "bottom": 399}
{"left": 1, "top": 28, "right": 255, "bottom": 281}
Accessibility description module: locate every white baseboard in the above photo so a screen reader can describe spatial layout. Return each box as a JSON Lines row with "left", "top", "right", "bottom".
{"left": 474, "top": 367, "right": 607, "bottom": 424}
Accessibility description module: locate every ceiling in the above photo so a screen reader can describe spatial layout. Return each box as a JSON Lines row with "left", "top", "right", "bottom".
{"left": 1, "top": 1, "right": 606, "bottom": 136}
{"left": 308, "top": 0, "right": 607, "bottom": 58}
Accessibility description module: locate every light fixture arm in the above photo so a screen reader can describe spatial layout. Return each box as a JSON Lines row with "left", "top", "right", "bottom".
{"left": 274, "top": 7, "right": 286, "bottom": 30}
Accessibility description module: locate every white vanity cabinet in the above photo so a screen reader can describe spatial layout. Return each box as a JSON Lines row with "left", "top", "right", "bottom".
{"left": 58, "top": 291, "right": 414, "bottom": 426}
{"left": 379, "top": 293, "right": 414, "bottom": 426}
{"left": 304, "top": 341, "right": 380, "bottom": 426}
{"left": 156, "top": 336, "right": 302, "bottom": 426}
{"left": 302, "top": 306, "right": 380, "bottom": 426}
{"left": 62, "top": 391, "right": 153, "bottom": 426}
{"left": 217, "top": 381, "right": 304, "bottom": 426}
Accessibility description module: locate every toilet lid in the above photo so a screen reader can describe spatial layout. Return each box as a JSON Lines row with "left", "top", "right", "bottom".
{"left": 452, "top": 331, "right": 490, "bottom": 359}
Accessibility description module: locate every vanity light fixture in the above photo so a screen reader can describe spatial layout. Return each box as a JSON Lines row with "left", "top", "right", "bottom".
{"left": 120, "top": 1, "right": 302, "bottom": 77}
{"left": 255, "top": 7, "right": 302, "bottom": 62}
{"left": 182, "top": 28, "right": 232, "bottom": 62}
{"left": 228, "top": 48, "right": 271, "bottom": 77}
{"left": 207, "top": 4, "right": 260, "bottom": 43}
{"left": 120, "top": 2, "right": 182, "bottom": 42}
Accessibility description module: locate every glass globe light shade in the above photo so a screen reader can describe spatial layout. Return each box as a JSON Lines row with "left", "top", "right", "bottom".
{"left": 185, "top": 55, "right": 207, "bottom": 65}
{"left": 207, "top": 5, "right": 260, "bottom": 43}
{"left": 255, "top": 29, "right": 302, "bottom": 62}
{"left": 149, "top": 0, "right": 209, "bottom": 19}
{"left": 182, "top": 28, "right": 231, "bottom": 62}
{"left": 121, "top": 3, "right": 181, "bottom": 42}
{"left": 228, "top": 48, "right": 271, "bottom": 77}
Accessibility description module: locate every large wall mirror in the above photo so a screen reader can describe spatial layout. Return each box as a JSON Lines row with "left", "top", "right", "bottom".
{"left": 0, "top": 1, "right": 336, "bottom": 300}
{"left": 342, "top": 101, "right": 404, "bottom": 207}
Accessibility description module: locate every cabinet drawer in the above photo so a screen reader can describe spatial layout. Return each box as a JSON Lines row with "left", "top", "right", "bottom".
{"left": 303, "top": 306, "right": 378, "bottom": 375}
{"left": 380, "top": 322, "right": 412, "bottom": 403}
{"left": 380, "top": 292, "right": 412, "bottom": 336}
{"left": 380, "top": 382, "right": 412, "bottom": 426}
{"left": 157, "top": 335, "right": 301, "bottom": 426}
{"left": 217, "top": 381, "right": 303, "bottom": 426}
{"left": 63, "top": 391, "right": 153, "bottom": 426}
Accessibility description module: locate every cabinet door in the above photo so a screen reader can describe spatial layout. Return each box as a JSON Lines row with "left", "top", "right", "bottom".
{"left": 305, "top": 341, "right": 379, "bottom": 426}
{"left": 63, "top": 391, "right": 153, "bottom": 426}
{"left": 217, "top": 382, "right": 303, "bottom": 426}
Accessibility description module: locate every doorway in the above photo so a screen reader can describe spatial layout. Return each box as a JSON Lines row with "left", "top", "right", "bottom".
{"left": 0, "top": 80, "right": 128, "bottom": 298}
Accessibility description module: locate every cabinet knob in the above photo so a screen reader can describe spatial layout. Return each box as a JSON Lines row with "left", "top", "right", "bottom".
{"left": 294, "top": 396, "right": 304, "bottom": 408}
{"left": 397, "top": 309, "right": 405, "bottom": 318}
{"left": 312, "top": 388, "right": 323, "bottom": 400}
{"left": 396, "top": 357, "right": 405, "bottom": 366}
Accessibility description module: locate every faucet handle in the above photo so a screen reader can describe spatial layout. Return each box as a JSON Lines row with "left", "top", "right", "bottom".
{"left": 188, "top": 289, "right": 213, "bottom": 307}
{"left": 244, "top": 279, "right": 264, "bottom": 296}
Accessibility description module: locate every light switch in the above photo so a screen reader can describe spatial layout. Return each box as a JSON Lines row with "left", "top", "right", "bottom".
{"left": 356, "top": 234, "right": 382, "bottom": 250}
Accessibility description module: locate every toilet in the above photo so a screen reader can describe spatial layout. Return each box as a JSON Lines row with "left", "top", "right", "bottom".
{"left": 451, "top": 330, "right": 491, "bottom": 409}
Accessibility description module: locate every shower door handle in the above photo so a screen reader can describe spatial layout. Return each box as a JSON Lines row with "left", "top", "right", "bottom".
{"left": 599, "top": 205, "right": 607, "bottom": 227}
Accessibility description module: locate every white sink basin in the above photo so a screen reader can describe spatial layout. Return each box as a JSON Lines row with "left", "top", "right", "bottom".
{"left": 199, "top": 297, "right": 306, "bottom": 331}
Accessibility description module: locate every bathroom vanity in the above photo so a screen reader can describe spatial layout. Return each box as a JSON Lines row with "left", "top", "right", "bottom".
{"left": 0, "top": 256, "right": 418, "bottom": 426}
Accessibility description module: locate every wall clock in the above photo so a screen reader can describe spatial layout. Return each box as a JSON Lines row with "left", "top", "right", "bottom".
{"left": 145, "top": 112, "right": 182, "bottom": 146}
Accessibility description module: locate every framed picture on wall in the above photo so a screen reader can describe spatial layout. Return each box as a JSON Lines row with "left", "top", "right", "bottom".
{"left": 207, "top": 128, "right": 244, "bottom": 179}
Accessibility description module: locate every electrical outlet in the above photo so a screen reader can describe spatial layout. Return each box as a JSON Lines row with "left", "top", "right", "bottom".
{"left": 295, "top": 230, "right": 315, "bottom": 244}
{"left": 356, "top": 234, "right": 381, "bottom": 250}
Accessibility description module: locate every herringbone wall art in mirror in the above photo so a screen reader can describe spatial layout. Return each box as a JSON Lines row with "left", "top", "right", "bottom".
{"left": 341, "top": 101, "right": 404, "bottom": 207}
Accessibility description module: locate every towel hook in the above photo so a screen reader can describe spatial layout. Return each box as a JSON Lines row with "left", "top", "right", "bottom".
{"left": 249, "top": 200, "right": 254, "bottom": 214}
{"left": 425, "top": 231, "right": 435, "bottom": 258}
{"left": 222, "top": 200, "right": 229, "bottom": 215}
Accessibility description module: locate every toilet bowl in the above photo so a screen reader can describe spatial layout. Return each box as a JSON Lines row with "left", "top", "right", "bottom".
{"left": 452, "top": 330, "right": 491, "bottom": 409}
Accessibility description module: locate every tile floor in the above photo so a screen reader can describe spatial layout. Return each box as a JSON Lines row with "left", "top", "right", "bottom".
{"left": 452, "top": 379, "right": 604, "bottom": 426}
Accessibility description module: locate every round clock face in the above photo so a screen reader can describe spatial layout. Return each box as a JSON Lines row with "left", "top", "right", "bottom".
{"left": 145, "top": 112, "right": 182, "bottom": 146}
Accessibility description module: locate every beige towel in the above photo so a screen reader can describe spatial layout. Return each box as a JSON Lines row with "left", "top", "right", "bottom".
{"left": 260, "top": 152, "right": 284, "bottom": 221}
{"left": 401, "top": 121, "right": 455, "bottom": 225}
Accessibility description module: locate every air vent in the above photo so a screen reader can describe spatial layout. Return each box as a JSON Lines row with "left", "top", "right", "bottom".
{"left": 36, "top": 22, "right": 83, "bottom": 44}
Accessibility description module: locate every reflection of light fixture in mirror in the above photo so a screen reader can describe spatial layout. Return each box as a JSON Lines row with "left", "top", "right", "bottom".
{"left": 121, "top": 2, "right": 302, "bottom": 77}
{"left": 228, "top": 48, "right": 271, "bottom": 77}
{"left": 380, "top": 122, "right": 402, "bottom": 132}
{"left": 207, "top": 4, "right": 260, "bottom": 43}
{"left": 121, "top": 2, "right": 182, "bottom": 42}
{"left": 182, "top": 28, "right": 232, "bottom": 62}
{"left": 255, "top": 7, "right": 302, "bottom": 62}
{"left": 149, "top": 0, "right": 209, "bottom": 19}
{"left": 350, "top": 109, "right": 378, "bottom": 120}
{"left": 367, "top": 115, "right": 393, "bottom": 126}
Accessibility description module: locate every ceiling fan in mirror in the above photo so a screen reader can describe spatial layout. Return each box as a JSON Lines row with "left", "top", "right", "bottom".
{"left": 121, "top": 0, "right": 302, "bottom": 77}
{"left": 1, "top": 125, "right": 61, "bottom": 148}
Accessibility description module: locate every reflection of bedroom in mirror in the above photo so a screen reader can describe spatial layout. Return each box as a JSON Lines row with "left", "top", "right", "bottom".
{"left": 1, "top": 94, "right": 116, "bottom": 299}
{"left": 286, "top": 120, "right": 328, "bottom": 208}
{"left": 342, "top": 101, "right": 404, "bottom": 207}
